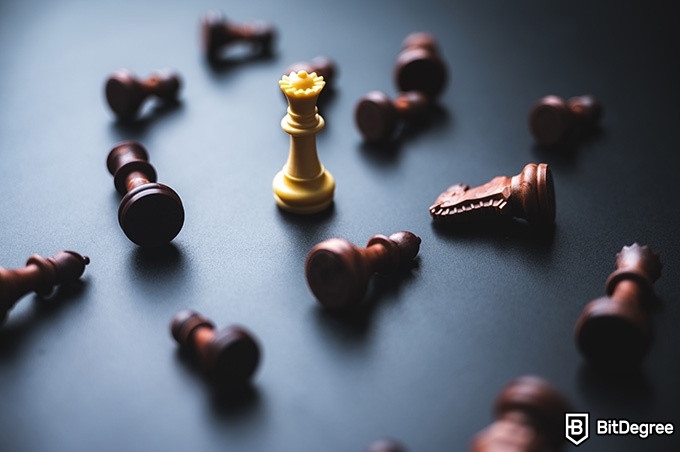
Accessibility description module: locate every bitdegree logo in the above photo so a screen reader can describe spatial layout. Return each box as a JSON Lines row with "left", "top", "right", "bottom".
{"left": 597, "top": 419, "right": 674, "bottom": 439}
{"left": 565, "top": 412, "right": 675, "bottom": 446}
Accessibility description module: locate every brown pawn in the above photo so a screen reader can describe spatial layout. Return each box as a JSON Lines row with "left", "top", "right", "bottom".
{"left": 365, "top": 439, "right": 407, "bottom": 452}
{"left": 394, "top": 32, "right": 448, "bottom": 100}
{"left": 430, "top": 163, "right": 555, "bottom": 227}
{"left": 355, "top": 91, "right": 430, "bottom": 143}
{"left": 528, "top": 94, "right": 602, "bottom": 146}
{"left": 470, "top": 376, "right": 572, "bottom": 452}
{"left": 107, "top": 141, "right": 184, "bottom": 247}
{"left": 285, "top": 57, "right": 337, "bottom": 90}
{"left": 105, "top": 69, "right": 181, "bottom": 121}
{"left": 575, "top": 243, "right": 662, "bottom": 373}
{"left": 0, "top": 251, "right": 90, "bottom": 324}
{"left": 201, "top": 11, "right": 276, "bottom": 61}
{"left": 171, "top": 310, "right": 261, "bottom": 386}
{"left": 305, "top": 231, "right": 421, "bottom": 310}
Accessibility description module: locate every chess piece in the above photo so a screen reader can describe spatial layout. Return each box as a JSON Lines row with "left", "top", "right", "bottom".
{"left": 355, "top": 90, "right": 429, "bottom": 143}
{"left": 107, "top": 141, "right": 184, "bottom": 247}
{"left": 285, "top": 57, "right": 337, "bottom": 90}
{"left": 429, "top": 163, "right": 555, "bottom": 227}
{"left": 528, "top": 94, "right": 602, "bottom": 146}
{"left": 171, "top": 310, "right": 261, "bottom": 386}
{"left": 273, "top": 70, "right": 335, "bottom": 214}
{"left": 366, "top": 439, "right": 407, "bottom": 452}
{"left": 1, "top": 251, "right": 90, "bottom": 324}
{"left": 105, "top": 69, "right": 181, "bottom": 121}
{"left": 394, "top": 32, "right": 448, "bottom": 100}
{"left": 470, "top": 376, "right": 571, "bottom": 452}
{"left": 575, "top": 244, "right": 662, "bottom": 372}
{"left": 305, "top": 231, "right": 421, "bottom": 309}
{"left": 201, "top": 11, "right": 276, "bottom": 61}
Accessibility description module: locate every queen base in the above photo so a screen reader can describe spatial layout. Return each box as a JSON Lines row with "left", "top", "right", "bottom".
{"left": 273, "top": 168, "right": 335, "bottom": 214}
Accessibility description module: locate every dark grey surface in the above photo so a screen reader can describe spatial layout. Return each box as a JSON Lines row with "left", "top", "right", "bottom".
{"left": 1, "top": 1, "right": 679, "bottom": 451}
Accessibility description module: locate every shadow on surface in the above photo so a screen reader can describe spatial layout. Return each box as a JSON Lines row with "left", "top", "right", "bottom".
{"left": 109, "top": 100, "right": 184, "bottom": 141}
{"left": 577, "top": 364, "right": 654, "bottom": 413}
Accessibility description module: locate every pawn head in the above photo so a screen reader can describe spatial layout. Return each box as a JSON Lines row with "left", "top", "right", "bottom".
{"left": 118, "top": 183, "right": 184, "bottom": 247}
{"left": 528, "top": 95, "right": 571, "bottom": 146}
{"left": 305, "top": 238, "right": 368, "bottom": 309}
{"left": 355, "top": 91, "right": 398, "bottom": 144}
{"left": 394, "top": 43, "right": 448, "bottom": 100}
{"left": 105, "top": 69, "right": 145, "bottom": 120}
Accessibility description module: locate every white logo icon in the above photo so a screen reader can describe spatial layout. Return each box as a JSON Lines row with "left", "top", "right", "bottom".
{"left": 566, "top": 413, "right": 590, "bottom": 446}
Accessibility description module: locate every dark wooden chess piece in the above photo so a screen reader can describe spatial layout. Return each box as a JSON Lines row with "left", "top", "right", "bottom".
{"left": 201, "top": 11, "right": 276, "bottom": 62}
{"left": 1, "top": 251, "right": 90, "bottom": 324}
{"left": 355, "top": 91, "right": 430, "bottom": 143}
{"left": 528, "top": 94, "right": 602, "bottom": 146}
{"left": 429, "top": 163, "right": 555, "bottom": 227}
{"left": 105, "top": 69, "right": 181, "bottom": 121}
{"left": 305, "top": 231, "right": 421, "bottom": 310}
{"left": 575, "top": 243, "right": 662, "bottom": 373}
{"left": 285, "top": 57, "right": 337, "bottom": 90}
{"left": 107, "top": 141, "right": 184, "bottom": 247}
{"left": 365, "top": 438, "right": 407, "bottom": 452}
{"left": 394, "top": 32, "right": 448, "bottom": 100}
{"left": 470, "top": 376, "right": 571, "bottom": 452}
{"left": 171, "top": 310, "right": 261, "bottom": 386}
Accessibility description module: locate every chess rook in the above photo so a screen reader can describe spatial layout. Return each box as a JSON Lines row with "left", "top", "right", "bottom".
{"left": 107, "top": 141, "right": 184, "bottom": 247}
{"left": 470, "top": 376, "right": 571, "bottom": 452}
{"left": 201, "top": 11, "right": 276, "bottom": 61}
{"left": 429, "top": 163, "right": 555, "bottom": 227}
{"left": 1, "top": 251, "right": 90, "bottom": 324}
{"left": 529, "top": 94, "right": 602, "bottom": 146}
{"left": 355, "top": 90, "right": 429, "bottom": 143}
{"left": 171, "top": 310, "right": 261, "bottom": 386}
{"left": 273, "top": 70, "right": 335, "bottom": 214}
{"left": 285, "top": 57, "right": 337, "bottom": 90}
{"left": 394, "top": 32, "right": 448, "bottom": 100}
{"left": 575, "top": 244, "right": 662, "bottom": 372}
{"left": 105, "top": 69, "right": 181, "bottom": 121}
{"left": 305, "top": 231, "right": 421, "bottom": 310}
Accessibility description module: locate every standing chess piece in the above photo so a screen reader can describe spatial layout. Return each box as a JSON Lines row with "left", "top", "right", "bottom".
{"left": 429, "top": 163, "right": 555, "bottom": 227}
{"left": 171, "top": 310, "right": 261, "bottom": 386}
{"left": 528, "top": 95, "right": 602, "bottom": 146}
{"left": 201, "top": 11, "right": 276, "bottom": 61}
{"left": 105, "top": 69, "right": 182, "bottom": 121}
{"left": 273, "top": 70, "right": 335, "bottom": 214}
{"left": 575, "top": 244, "right": 662, "bottom": 373}
{"left": 355, "top": 91, "right": 429, "bottom": 143}
{"left": 107, "top": 141, "right": 184, "bottom": 247}
{"left": 1, "top": 251, "right": 90, "bottom": 324}
{"left": 470, "top": 376, "right": 571, "bottom": 452}
{"left": 305, "top": 231, "right": 421, "bottom": 309}
{"left": 394, "top": 32, "right": 448, "bottom": 100}
{"left": 285, "top": 57, "right": 337, "bottom": 91}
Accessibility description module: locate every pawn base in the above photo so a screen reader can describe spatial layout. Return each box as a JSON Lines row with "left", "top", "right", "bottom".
{"left": 273, "top": 169, "right": 335, "bottom": 214}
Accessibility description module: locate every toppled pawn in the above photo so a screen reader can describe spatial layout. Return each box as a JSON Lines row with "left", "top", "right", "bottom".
{"left": 1, "top": 251, "right": 90, "bottom": 324}
{"left": 355, "top": 91, "right": 430, "bottom": 144}
{"left": 429, "top": 163, "right": 555, "bottom": 227}
{"left": 105, "top": 69, "right": 181, "bottom": 121}
{"left": 394, "top": 32, "right": 448, "bottom": 100}
{"left": 365, "top": 439, "right": 408, "bottom": 452}
{"left": 201, "top": 11, "right": 276, "bottom": 62}
{"left": 305, "top": 231, "right": 421, "bottom": 310}
{"left": 528, "top": 95, "right": 602, "bottom": 146}
{"left": 171, "top": 310, "right": 261, "bottom": 386}
{"left": 470, "top": 376, "right": 572, "bottom": 451}
{"left": 107, "top": 141, "right": 184, "bottom": 247}
{"left": 575, "top": 243, "right": 662, "bottom": 373}
{"left": 285, "top": 57, "right": 337, "bottom": 91}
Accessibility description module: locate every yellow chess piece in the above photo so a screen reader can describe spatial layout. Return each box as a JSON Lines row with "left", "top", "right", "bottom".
{"left": 273, "top": 70, "right": 335, "bottom": 214}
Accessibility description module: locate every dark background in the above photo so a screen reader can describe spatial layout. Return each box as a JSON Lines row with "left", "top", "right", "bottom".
{"left": 1, "top": 1, "right": 679, "bottom": 451}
